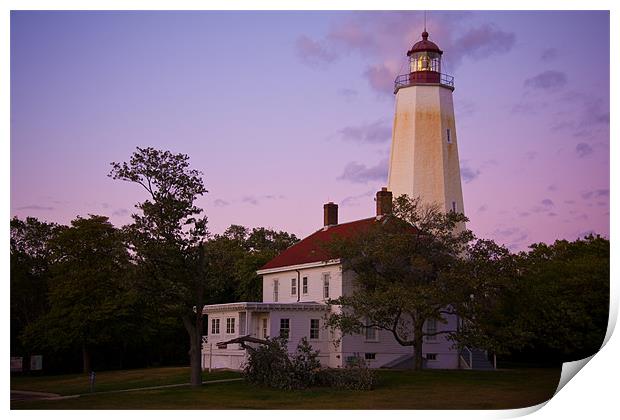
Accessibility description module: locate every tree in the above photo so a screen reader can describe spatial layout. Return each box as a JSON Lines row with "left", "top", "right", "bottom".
{"left": 221, "top": 225, "right": 299, "bottom": 301}
{"left": 22, "top": 215, "right": 135, "bottom": 373}
{"left": 10, "top": 217, "right": 63, "bottom": 359}
{"left": 325, "top": 195, "right": 475, "bottom": 370}
{"left": 109, "top": 147, "right": 209, "bottom": 386}
{"left": 517, "top": 235, "right": 609, "bottom": 361}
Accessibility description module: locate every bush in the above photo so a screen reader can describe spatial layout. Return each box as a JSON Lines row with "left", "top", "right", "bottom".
{"left": 243, "top": 337, "right": 320, "bottom": 390}
{"left": 315, "top": 357, "right": 376, "bottom": 390}
{"left": 243, "top": 338, "right": 375, "bottom": 391}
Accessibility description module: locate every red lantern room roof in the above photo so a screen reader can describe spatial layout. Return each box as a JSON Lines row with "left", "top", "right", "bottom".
{"left": 407, "top": 31, "right": 443, "bottom": 56}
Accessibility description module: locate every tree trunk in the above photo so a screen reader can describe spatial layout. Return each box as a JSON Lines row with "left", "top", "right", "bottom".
{"left": 82, "top": 343, "right": 91, "bottom": 373}
{"left": 413, "top": 323, "right": 424, "bottom": 371}
{"left": 183, "top": 311, "right": 203, "bottom": 388}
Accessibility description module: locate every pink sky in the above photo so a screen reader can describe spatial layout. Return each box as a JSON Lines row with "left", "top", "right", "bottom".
{"left": 11, "top": 11, "right": 609, "bottom": 251}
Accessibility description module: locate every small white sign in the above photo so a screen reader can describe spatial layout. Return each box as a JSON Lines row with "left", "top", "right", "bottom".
{"left": 30, "top": 355, "right": 43, "bottom": 371}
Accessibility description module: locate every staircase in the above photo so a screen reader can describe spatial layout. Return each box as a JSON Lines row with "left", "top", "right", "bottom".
{"left": 460, "top": 347, "right": 495, "bottom": 370}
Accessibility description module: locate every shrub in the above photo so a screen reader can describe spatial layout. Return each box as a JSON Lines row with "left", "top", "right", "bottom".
{"left": 243, "top": 337, "right": 321, "bottom": 390}
{"left": 316, "top": 358, "right": 376, "bottom": 390}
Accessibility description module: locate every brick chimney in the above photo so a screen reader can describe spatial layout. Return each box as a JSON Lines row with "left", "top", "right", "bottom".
{"left": 376, "top": 187, "right": 393, "bottom": 217}
{"left": 323, "top": 202, "right": 338, "bottom": 227}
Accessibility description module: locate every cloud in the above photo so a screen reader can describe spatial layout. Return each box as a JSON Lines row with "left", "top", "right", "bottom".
{"left": 16, "top": 205, "right": 54, "bottom": 211}
{"left": 491, "top": 226, "right": 529, "bottom": 251}
{"left": 213, "top": 199, "right": 229, "bottom": 207}
{"left": 525, "top": 151, "right": 537, "bottom": 160}
{"left": 112, "top": 208, "right": 129, "bottom": 216}
{"left": 339, "top": 119, "right": 391, "bottom": 144}
{"left": 363, "top": 63, "right": 398, "bottom": 94}
{"left": 581, "top": 189, "right": 609, "bottom": 200}
{"left": 338, "top": 158, "right": 388, "bottom": 184}
{"left": 241, "top": 195, "right": 285, "bottom": 206}
{"left": 450, "top": 24, "right": 515, "bottom": 64}
{"left": 540, "top": 48, "right": 558, "bottom": 61}
{"left": 541, "top": 198, "right": 554, "bottom": 207}
{"left": 295, "top": 35, "right": 337, "bottom": 67}
{"left": 340, "top": 190, "right": 374, "bottom": 207}
{"left": 524, "top": 70, "right": 567, "bottom": 91}
{"left": 477, "top": 204, "right": 488, "bottom": 213}
{"left": 338, "top": 88, "right": 358, "bottom": 99}
{"left": 460, "top": 163, "right": 481, "bottom": 183}
{"left": 575, "top": 142, "right": 593, "bottom": 158}
{"left": 547, "top": 184, "right": 558, "bottom": 192}
{"left": 297, "top": 12, "right": 515, "bottom": 94}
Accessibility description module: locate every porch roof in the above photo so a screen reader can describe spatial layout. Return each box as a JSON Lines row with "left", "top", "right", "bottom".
{"left": 201, "top": 301, "right": 329, "bottom": 314}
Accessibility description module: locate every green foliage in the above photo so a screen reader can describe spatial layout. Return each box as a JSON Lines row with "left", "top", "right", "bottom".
{"left": 243, "top": 337, "right": 321, "bottom": 390}
{"left": 315, "top": 358, "right": 376, "bottom": 390}
{"left": 21, "top": 215, "right": 138, "bottom": 371}
{"left": 10, "top": 217, "right": 64, "bottom": 355}
{"left": 325, "top": 195, "right": 475, "bottom": 369}
{"left": 517, "top": 235, "right": 609, "bottom": 360}
{"left": 221, "top": 225, "right": 299, "bottom": 301}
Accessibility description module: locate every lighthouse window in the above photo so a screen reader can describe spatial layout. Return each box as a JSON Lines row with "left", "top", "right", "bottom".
{"left": 452, "top": 201, "right": 457, "bottom": 213}
{"left": 447, "top": 128, "right": 451, "bottom": 143}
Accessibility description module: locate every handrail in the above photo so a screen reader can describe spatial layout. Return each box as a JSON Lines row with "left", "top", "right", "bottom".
{"left": 394, "top": 72, "right": 455, "bottom": 93}
{"left": 460, "top": 346, "right": 473, "bottom": 369}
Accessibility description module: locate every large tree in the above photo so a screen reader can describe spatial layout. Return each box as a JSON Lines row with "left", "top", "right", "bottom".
{"left": 517, "top": 235, "right": 609, "bottom": 361}
{"left": 325, "top": 195, "right": 476, "bottom": 370}
{"left": 109, "top": 147, "right": 209, "bottom": 386}
{"left": 10, "top": 217, "right": 63, "bottom": 359}
{"left": 221, "top": 225, "right": 299, "bottom": 301}
{"left": 22, "top": 215, "right": 134, "bottom": 373}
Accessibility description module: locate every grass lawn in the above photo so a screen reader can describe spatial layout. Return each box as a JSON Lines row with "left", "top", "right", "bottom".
{"left": 11, "top": 366, "right": 562, "bottom": 410}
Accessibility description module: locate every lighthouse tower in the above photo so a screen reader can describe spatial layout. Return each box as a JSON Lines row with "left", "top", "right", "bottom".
{"left": 387, "top": 30, "right": 465, "bottom": 225}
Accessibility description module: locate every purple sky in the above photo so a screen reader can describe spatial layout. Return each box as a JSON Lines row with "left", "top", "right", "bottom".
{"left": 10, "top": 11, "right": 609, "bottom": 251}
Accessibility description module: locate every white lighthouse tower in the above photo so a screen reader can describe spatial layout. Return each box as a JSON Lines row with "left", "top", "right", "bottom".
{"left": 387, "top": 30, "right": 465, "bottom": 225}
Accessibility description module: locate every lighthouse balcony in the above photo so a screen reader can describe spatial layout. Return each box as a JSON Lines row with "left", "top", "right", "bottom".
{"left": 394, "top": 72, "right": 455, "bottom": 93}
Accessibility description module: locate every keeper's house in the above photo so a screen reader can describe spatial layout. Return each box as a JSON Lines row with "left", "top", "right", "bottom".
{"left": 201, "top": 191, "right": 463, "bottom": 371}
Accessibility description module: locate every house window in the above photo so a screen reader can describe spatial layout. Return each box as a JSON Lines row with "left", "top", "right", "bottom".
{"left": 310, "top": 319, "right": 320, "bottom": 340}
{"left": 426, "top": 318, "right": 437, "bottom": 341}
{"left": 302, "top": 277, "right": 308, "bottom": 294}
{"left": 261, "top": 319, "right": 268, "bottom": 339}
{"left": 273, "top": 279, "right": 279, "bottom": 302}
{"left": 291, "top": 278, "right": 297, "bottom": 295}
{"left": 322, "top": 273, "right": 330, "bottom": 299}
{"left": 426, "top": 353, "right": 437, "bottom": 361}
{"left": 280, "top": 319, "right": 290, "bottom": 338}
{"left": 226, "top": 317, "right": 235, "bottom": 334}
{"left": 364, "top": 353, "right": 376, "bottom": 360}
{"left": 364, "top": 318, "right": 379, "bottom": 341}
{"left": 211, "top": 318, "right": 220, "bottom": 334}
{"left": 447, "top": 128, "right": 451, "bottom": 143}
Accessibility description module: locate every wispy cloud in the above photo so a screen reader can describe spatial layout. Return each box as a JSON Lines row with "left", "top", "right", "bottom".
{"left": 295, "top": 35, "right": 337, "bottom": 67}
{"left": 340, "top": 190, "right": 374, "bottom": 207}
{"left": 524, "top": 70, "right": 567, "bottom": 91}
{"left": 241, "top": 194, "right": 286, "bottom": 206}
{"left": 213, "top": 199, "right": 229, "bottom": 207}
{"left": 112, "top": 208, "right": 129, "bottom": 216}
{"left": 575, "top": 142, "right": 593, "bottom": 158}
{"left": 581, "top": 189, "right": 609, "bottom": 200}
{"left": 540, "top": 48, "right": 558, "bottom": 61}
{"left": 17, "top": 205, "right": 54, "bottom": 211}
{"left": 296, "top": 12, "right": 515, "bottom": 95}
{"left": 338, "top": 158, "right": 388, "bottom": 184}
{"left": 460, "top": 162, "right": 481, "bottom": 183}
{"left": 339, "top": 119, "right": 391, "bottom": 144}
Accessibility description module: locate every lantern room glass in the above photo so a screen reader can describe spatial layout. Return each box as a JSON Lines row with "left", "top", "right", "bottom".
{"left": 409, "top": 51, "right": 441, "bottom": 73}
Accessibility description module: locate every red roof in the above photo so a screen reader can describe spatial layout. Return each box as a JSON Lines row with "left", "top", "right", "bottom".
{"left": 407, "top": 31, "right": 443, "bottom": 56}
{"left": 259, "top": 217, "right": 377, "bottom": 271}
